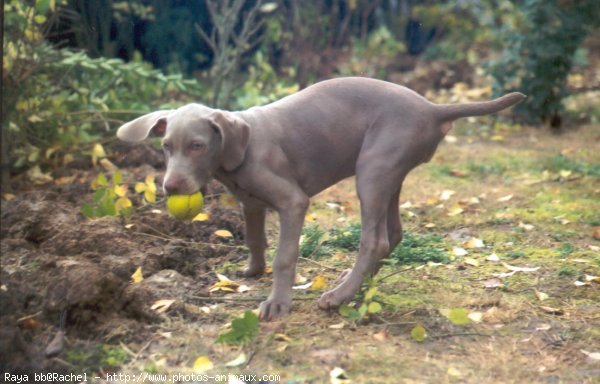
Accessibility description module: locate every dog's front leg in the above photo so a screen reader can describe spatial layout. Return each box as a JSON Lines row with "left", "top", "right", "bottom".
{"left": 241, "top": 204, "right": 267, "bottom": 277}
{"left": 259, "top": 195, "right": 308, "bottom": 320}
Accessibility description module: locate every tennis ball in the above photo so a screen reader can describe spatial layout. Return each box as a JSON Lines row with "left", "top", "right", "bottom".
{"left": 166, "top": 192, "right": 204, "bottom": 220}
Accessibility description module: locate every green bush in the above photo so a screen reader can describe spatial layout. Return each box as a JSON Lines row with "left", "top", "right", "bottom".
{"left": 488, "top": 0, "right": 599, "bottom": 128}
{"left": 2, "top": 0, "right": 205, "bottom": 177}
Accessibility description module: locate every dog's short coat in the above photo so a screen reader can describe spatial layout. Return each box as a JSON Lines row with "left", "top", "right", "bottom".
{"left": 117, "top": 77, "right": 525, "bottom": 319}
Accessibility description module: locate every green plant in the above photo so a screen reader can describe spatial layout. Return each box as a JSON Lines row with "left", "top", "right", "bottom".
{"left": 557, "top": 266, "right": 577, "bottom": 277}
{"left": 339, "top": 278, "right": 384, "bottom": 322}
{"left": 2, "top": 0, "right": 205, "bottom": 185}
{"left": 300, "top": 223, "right": 333, "bottom": 258}
{"left": 327, "top": 223, "right": 362, "bottom": 251}
{"left": 100, "top": 345, "right": 129, "bottom": 367}
{"left": 81, "top": 171, "right": 132, "bottom": 218}
{"left": 216, "top": 310, "right": 259, "bottom": 345}
{"left": 488, "top": 0, "right": 599, "bottom": 128}
{"left": 388, "top": 232, "right": 448, "bottom": 265}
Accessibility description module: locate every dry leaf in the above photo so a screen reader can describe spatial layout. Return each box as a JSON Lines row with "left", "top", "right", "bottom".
{"left": 209, "top": 274, "right": 240, "bottom": 292}
{"left": 580, "top": 350, "right": 600, "bottom": 361}
{"left": 193, "top": 213, "right": 210, "bottom": 222}
{"left": 486, "top": 253, "right": 500, "bottom": 262}
{"left": 592, "top": 227, "right": 600, "bottom": 240}
{"left": 440, "top": 189, "right": 456, "bottom": 200}
{"left": 497, "top": 194, "right": 513, "bottom": 202}
{"left": 447, "top": 206, "right": 464, "bottom": 216}
{"left": 464, "top": 257, "right": 480, "bottom": 267}
{"left": 329, "top": 322, "right": 345, "bottom": 329}
{"left": 310, "top": 275, "right": 328, "bottom": 290}
{"left": 539, "top": 306, "right": 564, "bottom": 315}
{"left": 214, "top": 229, "right": 233, "bottom": 238}
{"left": 535, "top": 290, "right": 549, "bottom": 301}
{"left": 424, "top": 222, "right": 437, "bottom": 228}
{"left": 292, "top": 281, "right": 313, "bottom": 290}
{"left": 373, "top": 331, "right": 390, "bottom": 342}
{"left": 453, "top": 247, "right": 468, "bottom": 256}
{"left": 502, "top": 262, "right": 539, "bottom": 273}
{"left": 330, "top": 367, "right": 350, "bottom": 384}
{"left": 468, "top": 312, "right": 483, "bottom": 323}
{"left": 400, "top": 201, "right": 413, "bottom": 208}
{"left": 464, "top": 237, "right": 485, "bottom": 249}
{"left": 484, "top": 278, "right": 503, "bottom": 288}
{"left": 151, "top": 299, "right": 176, "bottom": 313}
{"left": 192, "top": 356, "right": 214, "bottom": 373}
{"left": 518, "top": 222, "right": 535, "bottom": 231}
{"left": 131, "top": 267, "right": 143, "bottom": 283}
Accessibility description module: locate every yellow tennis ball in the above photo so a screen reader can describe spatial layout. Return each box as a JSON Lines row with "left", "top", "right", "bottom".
{"left": 166, "top": 192, "right": 204, "bottom": 220}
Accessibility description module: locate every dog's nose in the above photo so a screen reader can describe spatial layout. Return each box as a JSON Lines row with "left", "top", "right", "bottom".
{"left": 163, "top": 177, "right": 183, "bottom": 195}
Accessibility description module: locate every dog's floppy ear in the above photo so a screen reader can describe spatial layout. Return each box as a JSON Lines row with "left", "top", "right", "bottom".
{"left": 117, "top": 110, "right": 173, "bottom": 142}
{"left": 209, "top": 111, "right": 250, "bottom": 171}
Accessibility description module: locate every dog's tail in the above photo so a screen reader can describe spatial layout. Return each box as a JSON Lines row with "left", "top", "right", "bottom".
{"left": 435, "top": 92, "right": 526, "bottom": 122}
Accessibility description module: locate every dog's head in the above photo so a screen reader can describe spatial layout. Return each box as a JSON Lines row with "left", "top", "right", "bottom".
{"left": 117, "top": 104, "right": 249, "bottom": 195}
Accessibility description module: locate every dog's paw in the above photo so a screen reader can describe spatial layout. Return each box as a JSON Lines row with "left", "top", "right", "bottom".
{"left": 241, "top": 263, "right": 265, "bottom": 278}
{"left": 317, "top": 287, "right": 354, "bottom": 310}
{"left": 259, "top": 298, "right": 292, "bottom": 321}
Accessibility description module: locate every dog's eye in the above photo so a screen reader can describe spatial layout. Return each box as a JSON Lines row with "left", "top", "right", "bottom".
{"left": 190, "top": 142, "right": 206, "bottom": 153}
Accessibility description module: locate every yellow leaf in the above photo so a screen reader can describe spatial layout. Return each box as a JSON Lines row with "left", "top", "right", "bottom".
{"left": 192, "top": 356, "right": 213, "bottom": 373}
{"left": 144, "top": 189, "right": 156, "bottom": 203}
{"left": 209, "top": 274, "right": 240, "bottom": 292}
{"left": 447, "top": 206, "right": 464, "bottom": 216}
{"left": 99, "top": 158, "right": 117, "bottom": 171}
{"left": 145, "top": 174, "right": 156, "bottom": 186}
{"left": 310, "top": 275, "right": 328, "bottom": 290}
{"left": 115, "top": 197, "right": 132, "bottom": 211}
{"left": 215, "top": 229, "right": 233, "bottom": 238}
{"left": 114, "top": 184, "right": 128, "bottom": 197}
{"left": 535, "top": 290, "right": 549, "bottom": 301}
{"left": 219, "top": 193, "right": 238, "bottom": 207}
{"left": 131, "top": 267, "right": 143, "bottom": 283}
{"left": 91, "top": 143, "right": 106, "bottom": 167}
{"left": 135, "top": 182, "right": 147, "bottom": 193}
{"left": 452, "top": 247, "right": 468, "bottom": 257}
{"left": 192, "top": 213, "right": 210, "bottom": 222}
{"left": 464, "top": 257, "right": 480, "bottom": 267}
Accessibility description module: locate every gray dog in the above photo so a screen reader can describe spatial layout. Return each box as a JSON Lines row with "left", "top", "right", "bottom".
{"left": 117, "top": 77, "right": 524, "bottom": 320}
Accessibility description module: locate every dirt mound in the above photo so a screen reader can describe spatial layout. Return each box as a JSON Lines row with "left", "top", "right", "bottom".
{"left": 0, "top": 177, "right": 245, "bottom": 372}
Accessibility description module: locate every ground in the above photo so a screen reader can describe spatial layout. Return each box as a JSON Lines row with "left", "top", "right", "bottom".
{"left": 1, "top": 118, "right": 599, "bottom": 382}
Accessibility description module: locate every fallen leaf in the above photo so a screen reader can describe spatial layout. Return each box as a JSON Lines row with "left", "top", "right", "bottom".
{"left": 585, "top": 275, "right": 599, "bottom": 283}
{"left": 214, "top": 229, "right": 233, "bottom": 238}
{"left": 468, "top": 312, "right": 483, "bottom": 323}
{"left": 400, "top": 201, "right": 413, "bottom": 208}
{"left": 592, "top": 227, "right": 600, "bottom": 240}
{"left": 535, "top": 291, "right": 549, "bottom": 301}
{"left": 539, "top": 306, "right": 564, "bottom": 315}
{"left": 536, "top": 324, "right": 551, "bottom": 331}
{"left": 424, "top": 222, "right": 437, "bottom": 228}
{"left": 464, "top": 257, "right": 480, "bottom": 267}
{"left": 151, "top": 299, "right": 176, "bottom": 313}
{"left": 502, "top": 262, "right": 539, "bottom": 273}
{"left": 310, "top": 275, "right": 328, "bottom": 290}
{"left": 209, "top": 274, "right": 240, "bottom": 292}
{"left": 497, "top": 194, "right": 513, "bottom": 202}
{"left": 2, "top": 193, "right": 16, "bottom": 201}
{"left": 447, "top": 367, "right": 462, "bottom": 378}
{"left": 518, "top": 222, "right": 535, "bottom": 231}
{"left": 192, "top": 356, "right": 213, "bottom": 373}
{"left": 492, "top": 271, "right": 516, "bottom": 278}
{"left": 329, "top": 322, "right": 345, "bottom": 329}
{"left": 453, "top": 247, "right": 468, "bottom": 257}
{"left": 580, "top": 350, "right": 600, "bottom": 361}
{"left": 464, "top": 237, "right": 485, "bottom": 249}
{"left": 441, "top": 308, "right": 471, "bottom": 325}
{"left": 292, "top": 281, "right": 313, "bottom": 290}
{"left": 574, "top": 280, "right": 589, "bottom": 287}
{"left": 330, "top": 367, "right": 350, "bottom": 384}
{"left": 373, "top": 331, "right": 390, "bottom": 342}
{"left": 440, "top": 189, "right": 456, "bottom": 201}
{"left": 193, "top": 213, "right": 210, "bottom": 221}
{"left": 237, "top": 284, "right": 251, "bottom": 293}
{"left": 131, "top": 266, "right": 143, "bottom": 283}
{"left": 486, "top": 253, "right": 500, "bottom": 262}
{"left": 410, "top": 324, "right": 427, "bottom": 342}
{"left": 483, "top": 278, "right": 503, "bottom": 288}
{"left": 274, "top": 333, "right": 292, "bottom": 342}
{"left": 224, "top": 352, "right": 247, "bottom": 367}
{"left": 91, "top": 143, "right": 106, "bottom": 167}
{"left": 447, "top": 206, "right": 464, "bottom": 216}
{"left": 449, "top": 169, "right": 468, "bottom": 177}
{"left": 445, "top": 135, "right": 458, "bottom": 143}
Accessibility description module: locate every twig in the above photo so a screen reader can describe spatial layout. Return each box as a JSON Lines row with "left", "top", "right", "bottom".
{"left": 132, "top": 229, "right": 242, "bottom": 249}
{"left": 298, "top": 257, "right": 340, "bottom": 271}
{"left": 431, "top": 332, "right": 494, "bottom": 339}
{"left": 188, "top": 295, "right": 317, "bottom": 303}
{"left": 378, "top": 266, "right": 415, "bottom": 282}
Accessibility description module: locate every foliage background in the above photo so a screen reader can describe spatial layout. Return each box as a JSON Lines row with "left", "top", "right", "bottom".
{"left": 1, "top": 0, "right": 599, "bottom": 189}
